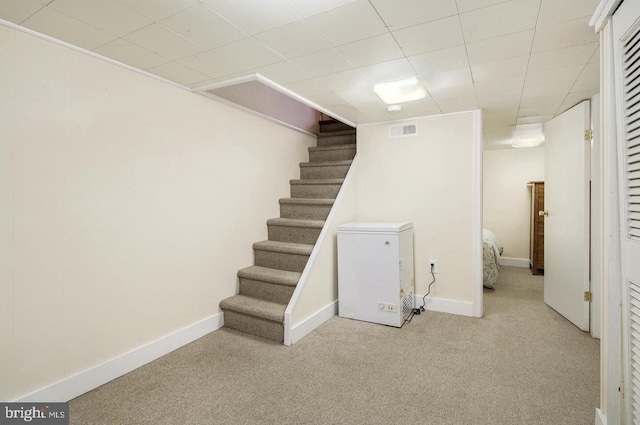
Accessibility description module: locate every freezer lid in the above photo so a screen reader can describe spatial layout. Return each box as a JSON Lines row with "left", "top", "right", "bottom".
{"left": 337, "top": 222, "right": 413, "bottom": 233}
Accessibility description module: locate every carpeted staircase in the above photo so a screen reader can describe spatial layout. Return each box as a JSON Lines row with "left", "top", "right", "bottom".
{"left": 219, "top": 119, "right": 356, "bottom": 342}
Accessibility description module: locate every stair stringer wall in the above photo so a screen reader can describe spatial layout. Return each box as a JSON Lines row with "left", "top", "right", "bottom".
{"left": 284, "top": 155, "right": 359, "bottom": 346}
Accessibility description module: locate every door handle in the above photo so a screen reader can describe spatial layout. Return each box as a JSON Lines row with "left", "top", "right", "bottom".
{"left": 538, "top": 210, "right": 549, "bottom": 217}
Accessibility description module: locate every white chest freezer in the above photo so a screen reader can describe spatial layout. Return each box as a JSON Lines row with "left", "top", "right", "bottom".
{"left": 337, "top": 222, "right": 414, "bottom": 327}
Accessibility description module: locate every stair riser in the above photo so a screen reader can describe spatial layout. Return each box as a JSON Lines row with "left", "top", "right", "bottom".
{"left": 291, "top": 184, "right": 341, "bottom": 199}
{"left": 254, "top": 249, "right": 310, "bottom": 273}
{"left": 280, "top": 203, "right": 332, "bottom": 220}
{"left": 268, "top": 224, "right": 322, "bottom": 245}
{"left": 301, "top": 165, "right": 350, "bottom": 179}
{"left": 222, "top": 310, "right": 283, "bottom": 342}
{"left": 317, "top": 135, "right": 356, "bottom": 147}
{"left": 320, "top": 121, "right": 353, "bottom": 133}
{"left": 309, "top": 147, "right": 356, "bottom": 162}
{"left": 239, "top": 278, "right": 295, "bottom": 305}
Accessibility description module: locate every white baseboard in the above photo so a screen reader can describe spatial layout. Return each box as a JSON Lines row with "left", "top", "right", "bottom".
{"left": 498, "top": 257, "right": 530, "bottom": 268}
{"left": 414, "top": 295, "right": 475, "bottom": 317}
{"left": 595, "top": 408, "right": 607, "bottom": 425}
{"left": 15, "top": 313, "right": 224, "bottom": 402}
{"left": 290, "top": 301, "right": 337, "bottom": 345}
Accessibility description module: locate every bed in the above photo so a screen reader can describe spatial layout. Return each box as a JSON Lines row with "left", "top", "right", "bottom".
{"left": 483, "top": 229, "right": 503, "bottom": 289}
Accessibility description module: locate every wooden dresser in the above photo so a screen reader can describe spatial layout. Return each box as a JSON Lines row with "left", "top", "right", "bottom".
{"left": 529, "top": 181, "right": 544, "bottom": 275}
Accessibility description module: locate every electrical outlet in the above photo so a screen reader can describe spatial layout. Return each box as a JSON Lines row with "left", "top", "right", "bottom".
{"left": 428, "top": 259, "right": 438, "bottom": 274}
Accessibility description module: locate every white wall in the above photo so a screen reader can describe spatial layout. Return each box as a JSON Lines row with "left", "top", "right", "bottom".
{"left": 0, "top": 25, "right": 315, "bottom": 401}
{"left": 483, "top": 147, "right": 545, "bottom": 261}
{"left": 355, "top": 113, "right": 481, "bottom": 312}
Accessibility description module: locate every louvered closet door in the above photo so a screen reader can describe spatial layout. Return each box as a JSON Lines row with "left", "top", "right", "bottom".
{"left": 613, "top": 1, "right": 640, "bottom": 423}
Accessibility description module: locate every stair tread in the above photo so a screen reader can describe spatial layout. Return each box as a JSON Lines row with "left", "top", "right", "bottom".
{"left": 290, "top": 178, "right": 344, "bottom": 185}
{"left": 267, "top": 217, "right": 325, "bottom": 228}
{"left": 220, "top": 294, "right": 286, "bottom": 322}
{"left": 253, "top": 240, "right": 314, "bottom": 255}
{"left": 300, "top": 160, "right": 352, "bottom": 168}
{"left": 309, "top": 144, "right": 356, "bottom": 152}
{"left": 318, "top": 129, "right": 356, "bottom": 137}
{"left": 279, "top": 198, "right": 335, "bottom": 205}
{"left": 238, "top": 265, "right": 301, "bottom": 286}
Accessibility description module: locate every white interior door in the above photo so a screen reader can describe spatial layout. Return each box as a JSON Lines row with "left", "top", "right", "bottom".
{"left": 612, "top": 1, "right": 640, "bottom": 422}
{"left": 544, "top": 100, "right": 591, "bottom": 331}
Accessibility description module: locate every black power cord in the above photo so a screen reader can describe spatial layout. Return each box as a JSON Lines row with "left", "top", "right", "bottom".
{"left": 403, "top": 263, "right": 437, "bottom": 324}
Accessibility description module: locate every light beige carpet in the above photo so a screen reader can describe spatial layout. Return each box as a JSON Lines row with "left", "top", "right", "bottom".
{"left": 70, "top": 266, "right": 599, "bottom": 424}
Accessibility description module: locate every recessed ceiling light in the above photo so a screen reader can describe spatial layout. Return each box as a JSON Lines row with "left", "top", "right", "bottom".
{"left": 512, "top": 138, "right": 543, "bottom": 148}
{"left": 373, "top": 78, "right": 426, "bottom": 105}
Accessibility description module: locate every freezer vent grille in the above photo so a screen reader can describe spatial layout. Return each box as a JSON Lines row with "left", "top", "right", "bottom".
{"left": 389, "top": 123, "right": 417, "bottom": 139}
{"left": 402, "top": 286, "right": 414, "bottom": 320}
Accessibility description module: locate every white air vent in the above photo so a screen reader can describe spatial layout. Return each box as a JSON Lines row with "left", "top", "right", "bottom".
{"left": 389, "top": 123, "right": 418, "bottom": 139}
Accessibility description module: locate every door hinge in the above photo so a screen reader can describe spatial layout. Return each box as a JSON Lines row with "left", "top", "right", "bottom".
{"left": 584, "top": 291, "right": 592, "bottom": 302}
{"left": 584, "top": 129, "right": 593, "bottom": 141}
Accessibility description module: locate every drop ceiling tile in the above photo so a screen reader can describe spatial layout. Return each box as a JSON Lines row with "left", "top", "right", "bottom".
{"left": 519, "top": 106, "right": 559, "bottom": 117}
{"left": 337, "top": 33, "right": 404, "bottom": 68}
{"left": 352, "top": 99, "right": 388, "bottom": 114}
{"left": 527, "top": 43, "right": 598, "bottom": 73}
{"left": 570, "top": 62, "right": 599, "bottom": 92}
{"left": 306, "top": 92, "right": 348, "bottom": 107}
{"left": 456, "top": 0, "right": 510, "bottom": 14}
{"left": 420, "top": 67, "right": 473, "bottom": 92}
{"left": 519, "top": 94, "right": 565, "bottom": 110}
{"left": 471, "top": 56, "right": 529, "bottom": 81}
{"left": 94, "top": 39, "right": 170, "bottom": 70}
{"left": 306, "top": 0, "right": 387, "bottom": 46}
{"left": 557, "top": 90, "right": 597, "bottom": 115}
{"left": 116, "top": 0, "right": 198, "bottom": 22}
{"left": 590, "top": 48, "right": 600, "bottom": 63}
{"left": 517, "top": 115, "right": 553, "bottom": 125}
{"left": 202, "top": 0, "right": 299, "bottom": 35}
{"left": 283, "top": 0, "right": 358, "bottom": 18}
{"left": 524, "top": 66, "right": 584, "bottom": 87}
{"left": 369, "top": 0, "right": 458, "bottom": 30}
{"left": 400, "top": 97, "right": 441, "bottom": 117}
{"left": 159, "top": 4, "right": 249, "bottom": 50}
{"left": 328, "top": 105, "right": 359, "bottom": 123}
{"left": 484, "top": 108, "right": 518, "bottom": 122}
{"left": 212, "top": 38, "right": 283, "bottom": 70}
{"left": 537, "top": 0, "right": 600, "bottom": 28}
{"left": 466, "top": 30, "right": 533, "bottom": 66}
{"left": 49, "top": 0, "right": 152, "bottom": 37}
{"left": 408, "top": 45, "right": 469, "bottom": 76}
{"left": 32, "top": 0, "right": 54, "bottom": 4}
{"left": 290, "top": 49, "right": 354, "bottom": 78}
{"left": 0, "top": 0, "right": 43, "bottom": 24}
{"left": 285, "top": 79, "right": 333, "bottom": 97}
{"left": 358, "top": 58, "right": 416, "bottom": 83}
{"left": 125, "top": 24, "right": 205, "bottom": 60}
{"left": 255, "top": 21, "right": 332, "bottom": 59}
{"left": 522, "top": 82, "right": 573, "bottom": 98}
{"left": 428, "top": 83, "right": 476, "bottom": 101}
{"left": 532, "top": 17, "right": 598, "bottom": 53}
{"left": 474, "top": 75, "right": 525, "bottom": 94}
{"left": 459, "top": 0, "right": 540, "bottom": 43}
{"left": 392, "top": 15, "right": 463, "bottom": 56}
{"left": 178, "top": 50, "right": 244, "bottom": 78}
{"left": 436, "top": 96, "right": 479, "bottom": 113}
{"left": 477, "top": 90, "right": 521, "bottom": 109}
{"left": 253, "top": 61, "right": 310, "bottom": 84}
{"left": 22, "top": 7, "right": 116, "bottom": 51}
{"left": 147, "top": 61, "right": 210, "bottom": 85}
{"left": 313, "top": 69, "right": 371, "bottom": 91}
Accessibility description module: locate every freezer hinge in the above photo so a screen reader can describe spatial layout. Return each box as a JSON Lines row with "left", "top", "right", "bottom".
{"left": 584, "top": 291, "right": 592, "bottom": 302}
{"left": 584, "top": 129, "right": 593, "bottom": 141}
